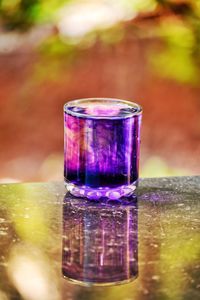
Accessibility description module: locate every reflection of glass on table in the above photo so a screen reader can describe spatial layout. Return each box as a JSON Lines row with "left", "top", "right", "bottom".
{"left": 62, "top": 194, "right": 138, "bottom": 286}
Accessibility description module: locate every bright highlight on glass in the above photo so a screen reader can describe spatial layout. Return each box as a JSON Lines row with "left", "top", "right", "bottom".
{"left": 64, "top": 98, "right": 142, "bottom": 200}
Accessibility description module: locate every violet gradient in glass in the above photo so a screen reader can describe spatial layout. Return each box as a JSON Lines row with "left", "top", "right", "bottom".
{"left": 62, "top": 195, "right": 138, "bottom": 285}
{"left": 64, "top": 98, "right": 142, "bottom": 199}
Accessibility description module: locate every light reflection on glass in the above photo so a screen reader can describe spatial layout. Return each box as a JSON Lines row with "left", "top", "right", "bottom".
{"left": 62, "top": 194, "right": 138, "bottom": 286}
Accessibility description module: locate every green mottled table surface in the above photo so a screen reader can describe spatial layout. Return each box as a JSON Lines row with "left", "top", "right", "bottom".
{"left": 0, "top": 177, "right": 199, "bottom": 300}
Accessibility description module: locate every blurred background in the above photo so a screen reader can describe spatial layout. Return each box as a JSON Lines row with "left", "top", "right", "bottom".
{"left": 0, "top": 0, "right": 200, "bottom": 183}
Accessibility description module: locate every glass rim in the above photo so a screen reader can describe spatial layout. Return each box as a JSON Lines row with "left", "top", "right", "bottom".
{"left": 64, "top": 98, "right": 142, "bottom": 119}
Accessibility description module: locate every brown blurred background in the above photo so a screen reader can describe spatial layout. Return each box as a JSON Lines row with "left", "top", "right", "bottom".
{"left": 0, "top": 0, "right": 200, "bottom": 183}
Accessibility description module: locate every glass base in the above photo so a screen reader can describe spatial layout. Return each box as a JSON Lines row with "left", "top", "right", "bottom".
{"left": 63, "top": 274, "right": 138, "bottom": 287}
{"left": 64, "top": 180, "right": 138, "bottom": 200}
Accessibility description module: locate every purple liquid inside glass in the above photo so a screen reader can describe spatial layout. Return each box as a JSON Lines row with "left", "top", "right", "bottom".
{"left": 64, "top": 98, "right": 142, "bottom": 200}
{"left": 62, "top": 195, "right": 138, "bottom": 286}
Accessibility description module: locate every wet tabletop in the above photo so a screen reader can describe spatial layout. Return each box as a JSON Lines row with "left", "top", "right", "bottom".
{"left": 0, "top": 176, "right": 199, "bottom": 300}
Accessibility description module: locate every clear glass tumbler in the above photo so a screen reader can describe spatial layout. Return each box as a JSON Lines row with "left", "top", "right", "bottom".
{"left": 64, "top": 98, "right": 142, "bottom": 200}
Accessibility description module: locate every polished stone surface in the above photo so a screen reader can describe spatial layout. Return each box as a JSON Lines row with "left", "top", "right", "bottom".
{"left": 0, "top": 176, "right": 199, "bottom": 299}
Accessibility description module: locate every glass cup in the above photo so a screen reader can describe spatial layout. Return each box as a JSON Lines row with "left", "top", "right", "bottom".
{"left": 64, "top": 98, "right": 142, "bottom": 200}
